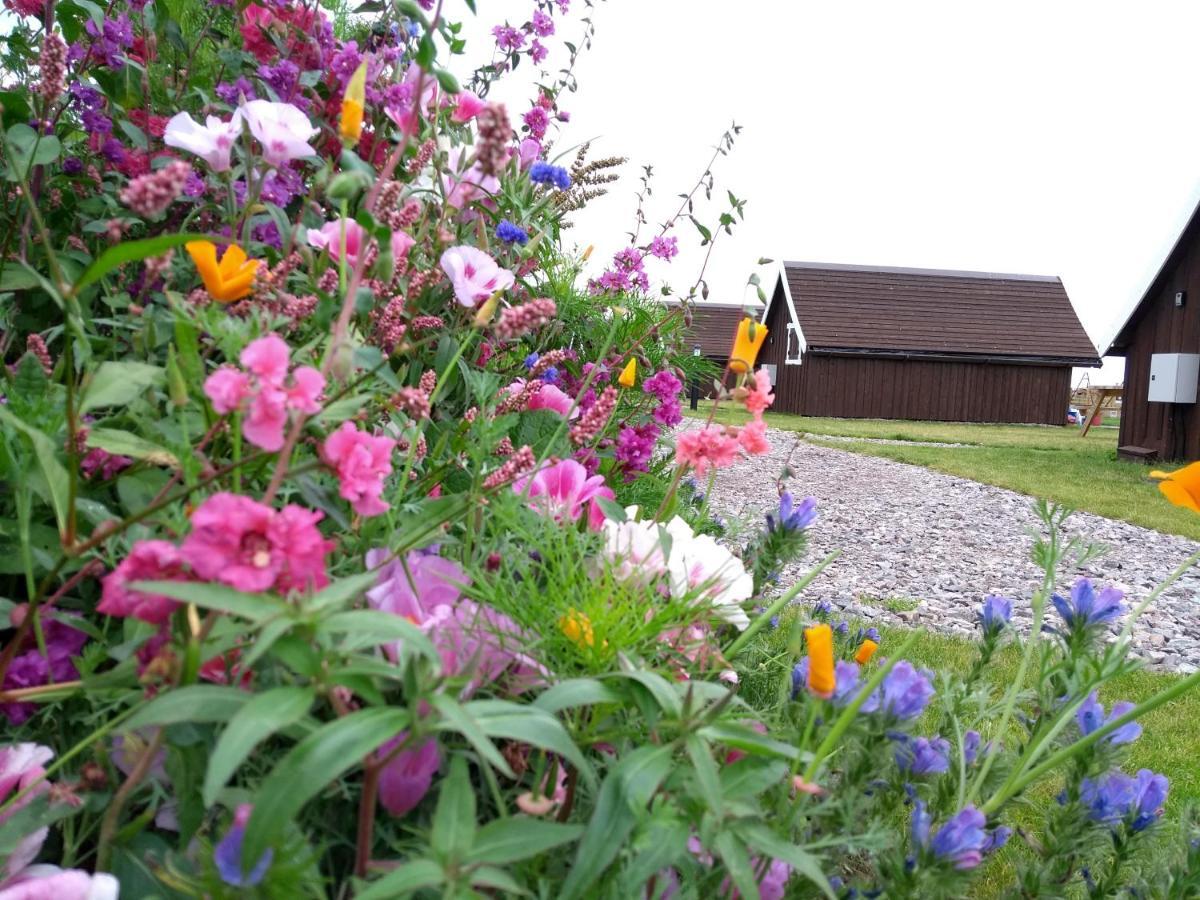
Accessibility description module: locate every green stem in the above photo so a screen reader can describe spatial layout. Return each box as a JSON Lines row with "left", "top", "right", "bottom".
{"left": 723, "top": 551, "right": 839, "bottom": 659}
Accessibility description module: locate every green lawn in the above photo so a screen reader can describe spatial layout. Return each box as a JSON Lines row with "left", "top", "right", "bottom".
{"left": 691, "top": 410, "right": 1200, "bottom": 541}
{"left": 742, "top": 618, "right": 1200, "bottom": 897}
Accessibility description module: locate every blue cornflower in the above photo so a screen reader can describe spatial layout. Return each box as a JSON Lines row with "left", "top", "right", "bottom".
{"left": 214, "top": 807, "right": 273, "bottom": 887}
{"left": 1076, "top": 691, "right": 1142, "bottom": 745}
{"left": 1051, "top": 577, "right": 1126, "bottom": 633}
{"left": 767, "top": 492, "right": 818, "bottom": 533}
{"left": 529, "top": 161, "right": 572, "bottom": 190}
{"left": 541, "top": 366, "right": 559, "bottom": 383}
{"left": 893, "top": 735, "right": 951, "bottom": 775}
{"left": 862, "top": 661, "right": 935, "bottom": 720}
{"left": 523, "top": 352, "right": 540, "bottom": 370}
{"left": 979, "top": 595, "right": 1012, "bottom": 637}
{"left": 495, "top": 219, "right": 529, "bottom": 244}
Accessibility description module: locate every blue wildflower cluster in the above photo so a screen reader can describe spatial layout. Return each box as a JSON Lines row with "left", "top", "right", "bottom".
{"left": 495, "top": 219, "right": 529, "bottom": 245}
{"left": 528, "top": 161, "right": 572, "bottom": 190}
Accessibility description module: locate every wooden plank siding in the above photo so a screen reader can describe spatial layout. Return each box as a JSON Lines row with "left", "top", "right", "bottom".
{"left": 1110, "top": 204, "right": 1200, "bottom": 461}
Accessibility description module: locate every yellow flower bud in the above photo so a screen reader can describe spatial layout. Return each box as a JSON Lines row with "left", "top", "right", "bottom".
{"left": 618, "top": 357, "right": 637, "bottom": 388}
{"left": 729, "top": 316, "right": 768, "bottom": 374}
{"left": 340, "top": 61, "right": 368, "bottom": 144}
{"left": 473, "top": 291, "right": 501, "bottom": 328}
{"left": 559, "top": 609, "right": 594, "bottom": 648}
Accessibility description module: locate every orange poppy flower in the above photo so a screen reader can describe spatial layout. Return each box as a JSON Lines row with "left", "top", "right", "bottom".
{"left": 804, "top": 623, "right": 835, "bottom": 698}
{"left": 854, "top": 639, "right": 879, "bottom": 665}
{"left": 1150, "top": 461, "right": 1200, "bottom": 513}
{"left": 729, "top": 316, "right": 768, "bottom": 374}
{"left": 185, "top": 240, "right": 259, "bottom": 303}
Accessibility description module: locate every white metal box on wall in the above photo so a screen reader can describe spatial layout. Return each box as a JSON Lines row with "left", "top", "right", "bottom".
{"left": 1148, "top": 353, "right": 1200, "bottom": 403}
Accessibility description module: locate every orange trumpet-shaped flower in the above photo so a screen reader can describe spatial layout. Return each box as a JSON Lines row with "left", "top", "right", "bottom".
{"left": 618, "top": 357, "right": 637, "bottom": 388}
{"left": 1150, "top": 461, "right": 1200, "bottom": 513}
{"left": 729, "top": 316, "right": 768, "bottom": 374}
{"left": 559, "top": 609, "right": 595, "bottom": 648}
{"left": 804, "top": 623, "right": 835, "bottom": 698}
{"left": 340, "top": 60, "right": 368, "bottom": 144}
{"left": 185, "top": 240, "right": 259, "bottom": 303}
{"left": 854, "top": 639, "right": 879, "bottom": 665}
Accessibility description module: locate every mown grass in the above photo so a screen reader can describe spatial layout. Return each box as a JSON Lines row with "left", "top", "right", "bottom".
{"left": 742, "top": 616, "right": 1200, "bottom": 897}
{"left": 689, "top": 409, "right": 1200, "bottom": 541}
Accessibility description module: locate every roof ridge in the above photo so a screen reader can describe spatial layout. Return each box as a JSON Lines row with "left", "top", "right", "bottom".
{"left": 783, "top": 260, "right": 1062, "bottom": 283}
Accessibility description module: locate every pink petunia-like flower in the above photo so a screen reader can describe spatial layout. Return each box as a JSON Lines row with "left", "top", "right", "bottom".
{"left": 240, "top": 334, "right": 290, "bottom": 386}
{"left": 203, "top": 368, "right": 250, "bottom": 414}
{"left": 390, "top": 230, "right": 415, "bottom": 266}
{"left": 237, "top": 99, "right": 318, "bottom": 167}
{"left": 527, "top": 383, "right": 577, "bottom": 419}
{"left": 243, "top": 386, "right": 288, "bottom": 452}
{"left": 743, "top": 368, "right": 775, "bottom": 417}
{"left": 442, "top": 152, "right": 501, "bottom": 210}
{"left": 737, "top": 417, "right": 771, "bottom": 456}
{"left": 322, "top": 422, "right": 396, "bottom": 517}
{"left": 517, "top": 137, "right": 541, "bottom": 170}
{"left": 163, "top": 111, "right": 242, "bottom": 172}
{"left": 0, "top": 865, "right": 120, "bottom": 899}
{"left": 180, "top": 493, "right": 333, "bottom": 594}
{"left": 512, "top": 458, "right": 614, "bottom": 530}
{"left": 378, "top": 734, "right": 440, "bottom": 817}
{"left": 674, "top": 426, "right": 741, "bottom": 476}
{"left": 306, "top": 219, "right": 369, "bottom": 267}
{"left": 98, "top": 540, "right": 189, "bottom": 624}
{"left": 451, "top": 90, "right": 487, "bottom": 123}
{"left": 439, "top": 245, "right": 515, "bottom": 307}
{"left": 0, "top": 743, "right": 54, "bottom": 880}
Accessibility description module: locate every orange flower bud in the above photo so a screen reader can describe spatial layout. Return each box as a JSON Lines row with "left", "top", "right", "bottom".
{"left": 804, "top": 623, "right": 835, "bottom": 698}
{"left": 340, "top": 61, "right": 368, "bottom": 144}
{"left": 729, "top": 316, "right": 768, "bottom": 374}
{"left": 618, "top": 357, "right": 637, "bottom": 388}
{"left": 854, "top": 638, "right": 879, "bottom": 665}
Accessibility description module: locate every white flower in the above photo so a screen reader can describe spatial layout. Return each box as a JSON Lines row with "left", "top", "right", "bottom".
{"left": 163, "top": 111, "right": 242, "bottom": 172}
{"left": 601, "top": 507, "right": 666, "bottom": 584}
{"left": 237, "top": 100, "right": 318, "bottom": 167}
{"left": 664, "top": 516, "right": 753, "bottom": 630}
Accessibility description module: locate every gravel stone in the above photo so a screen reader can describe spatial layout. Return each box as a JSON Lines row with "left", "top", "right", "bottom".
{"left": 705, "top": 428, "right": 1200, "bottom": 673}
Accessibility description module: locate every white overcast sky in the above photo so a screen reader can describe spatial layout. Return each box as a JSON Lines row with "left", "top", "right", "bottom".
{"left": 466, "top": 0, "right": 1200, "bottom": 385}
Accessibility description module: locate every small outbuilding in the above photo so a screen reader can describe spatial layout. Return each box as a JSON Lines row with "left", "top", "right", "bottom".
{"left": 1107, "top": 194, "right": 1200, "bottom": 462}
{"left": 758, "top": 261, "right": 1100, "bottom": 424}
{"left": 663, "top": 300, "right": 761, "bottom": 367}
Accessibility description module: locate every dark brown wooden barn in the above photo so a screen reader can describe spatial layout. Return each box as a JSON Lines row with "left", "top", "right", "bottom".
{"left": 757, "top": 262, "right": 1100, "bottom": 423}
{"left": 1107, "top": 196, "right": 1200, "bottom": 461}
{"left": 664, "top": 300, "right": 761, "bottom": 364}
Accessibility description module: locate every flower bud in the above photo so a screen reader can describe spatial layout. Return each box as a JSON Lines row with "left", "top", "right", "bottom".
{"left": 166, "top": 345, "right": 188, "bottom": 407}
{"left": 473, "top": 291, "right": 501, "bottom": 328}
{"left": 326, "top": 170, "right": 370, "bottom": 202}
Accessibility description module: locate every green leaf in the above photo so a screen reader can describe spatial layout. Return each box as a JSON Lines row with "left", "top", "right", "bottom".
{"left": 4, "top": 124, "right": 61, "bottom": 180}
{"left": 469, "top": 866, "right": 527, "bottom": 894}
{"left": 133, "top": 580, "right": 289, "bottom": 624}
{"left": 609, "top": 669, "right": 682, "bottom": 717}
{"left": 243, "top": 707, "right": 409, "bottom": 865}
{"left": 86, "top": 428, "right": 178, "bottom": 467}
{"left": 0, "top": 267, "right": 39, "bottom": 292}
{"left": 124, "top": 685, "right": 252, "bottom": 731}
{"left": 558, "top": 745, "right": 675, "bottom": 900}
{"left": 80, "top": 361, "right": 165, "bottom": 413}
{"left": 469, "top": 819, "right": 583, "bottom": 864}
{"left": 72, "top": 233, "right": 214, "bottom": 295}
{"left": 355, "top": 859, "right": 444, "bottom": 899}
{"left": 430, "top": 756, "right": 475, "bottom": 864}
{"left": 463, "top": 700, "right": 591, "bottom": 787}
{"left": 0, "top": 407, "right": 70, "bottom": 539}
{"left": 203, "top": 686, "right": 314, "bottom": 806}
{"left": 430, "top": 694, "right": 513, "bottom": 779}
{"left": 533, "top": 678, "right": 623, "bottom": 713}
{"left": 713, "top": 831, "right": 759, "bottom": 900}
{"left": 433, "top": 67, "right": 460, "bottom": 94}
{"left": 697, "top": 722, "right": 800, "bottom": 760}
{"left": 118, "top": 119, "right": 149, "bottom": 150}
{"left": 320, "top": 609, "right": 440, "bottom": 665}
{"left": 720, "top": 758, "right": 790, "bottom": 801}
{"left": 306, "top": 570, "right": 381, "bottom": 615}
{"left": 735, "top": 822, "right": 835, "bottom": 898}
{"left": 685, "top": 736, "right": 723, "bottom": 817}
{"left": 416, "top": 33, "right": 436, "bottom": 68}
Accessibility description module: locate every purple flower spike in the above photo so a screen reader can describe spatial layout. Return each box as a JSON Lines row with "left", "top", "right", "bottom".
{"left": 930, "top": 806, "right": 989, "bottom": 870}
{"left": 776, "top": 492, "right": 818, "bottom": 533}
{"left": 862, "top": 660, "right": 936, "bottom": 720}
{"left": 894, "top": 736, "right": 951, "bottom": 775}
{"left": 1076, "top": 692, "right": 1142, "bottom": 746}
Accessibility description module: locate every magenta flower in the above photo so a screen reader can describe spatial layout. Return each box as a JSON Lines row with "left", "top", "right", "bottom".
{"left": 390, "top": 230, "right": 415, "bottom": 265}
{"left": 98, "top": 540, "right": 189, "bottom": 624}
{"left": 383, "top": 63, "right": 438, "bottom": 135}
{"left": 306, "top": 218, "right": 368, "bottom": 267}
{"left": 163, "top": 110, "right": 242, "bottom": 172}
{"left": 512, "top": 458, "right": 614, "bottom": 530}
{"left": 527, "top": 383, "right": 577, "bottom": 419}
{"left": 439, "top": 246, "right": 515, "bottom": 307}
{"left": 237, "top": 99, "right": 318, "bottom": 167}
{"left": 451, "top": 90, "right": 487, "bottom": 123}
{"left": 322, "top": 422, "right": 396, "bottom": 517}
{"left": 648, "top": 235, "right": 678, "bottom": 261}
{"left": 378, "top": 734, "right": 440, "bottom": 816}
{"left": 181, "top": 493, "right": 333, "bottom": 594}
{"left": 0, "top": 743, "right": 53, "bottom": 879}
{"left": 203, "top": 368, "right": 250, "bottom": 414}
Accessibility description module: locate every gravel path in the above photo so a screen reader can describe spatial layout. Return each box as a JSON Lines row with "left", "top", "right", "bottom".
{"left": 705, "top": 428, "right": 1200, "bottom": 673}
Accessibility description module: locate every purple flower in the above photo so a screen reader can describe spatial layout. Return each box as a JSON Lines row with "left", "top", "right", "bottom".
{"left": 529, "top": 161, "right": 571, "bottom": 190}
{"left": 62, "top": 156, "right": 84, "bottom": 175}
{"left": 378, "top": 735, "right": 440, "bottom": 816}
{"left": 495, "top": 219, "right": 529, "bottom": 245}
{"left": 523, "top": 106, "right": 550, "bottom": 140}
{"left": 614, "top": 423, "right": 658, "bottom": 475}
{"left": 643, "top": 369, "right": 681, "bottom": 402}
{"left": 84, "top": 14, "right": 134, "bottom": 69}
{"left": 894, "top": 735, "right": 951, "bottom": 775}
{"left": 963, "top": 730, "right": 981, "bottom": 765}
{"left": 648, "top": 235, "right": 679, "bottom": 260}
{"left": 523, "top": 352, "right": 540, "bottom": 370}
{"left": 529, "top": 39, "right": 549, "bottom": 64}
{"left": 1076, "top": 691, "right": 1141, "bottom": 746}
{"left": 101, "top": 137, "right": 126, "bottom": 164}
{"left": 862, "top": 660, "right": 935, "bottom": 720}
{"left": 2, "top": 616, "right": 88, "bottom": 724}
{"left": 979, "top": 595, "right": 1011, "bottom": 637}
{"left": 80, "top": 108, "right": 112, "bottom": 135}
{"left": 1079, "top": 769, "right": 1168, "bottom": 830}
{"left": 492, "top": 24, "right": 526, "bottom": 51}
{"left": 1051, "top": 577, "right": 1125, "bottom": 633}
{"left": 214, "top": 804, "right": 273, "bottom": 886}
{"left": 913, "top": 803, "right": 993, "bottom": 870}
{"left": 769, "top": 492, "right": 818, "bottom": 533}
{"left": 813, "top": 600, "right": 832, "bottom": 617}
{"left": 257, "top": 60, "right": 301, "bottom": 102}
{"left": 216, "top": 77, "right": 257, "bottom": 106}
{"left": 69, "top": 81, "right": 104, "bottom": 109}
{"left": 1130, "top": 769, "right": 1169, "bottom": 831}
{"left": 531, "top": 9, "right": 555, "bottom": 36}
{"left": 792, "top": 659, "right": 860, "bottom": 705}
{"left": 183, "top": 171, "right": 206, "bottom": 198}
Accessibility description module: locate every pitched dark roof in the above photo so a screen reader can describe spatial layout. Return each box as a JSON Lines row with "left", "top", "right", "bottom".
{"left": 781, "top": 261, "right": 1100, "bottom": 365}
{"left": 662, "top": 301, "right": 760, "bottom": 357}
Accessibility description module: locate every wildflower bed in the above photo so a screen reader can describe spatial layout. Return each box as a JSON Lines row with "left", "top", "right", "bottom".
{"left": 1, "top": 1, "right": 1199, "bottom": 898}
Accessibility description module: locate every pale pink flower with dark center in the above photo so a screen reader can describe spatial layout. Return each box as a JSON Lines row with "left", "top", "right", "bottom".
{"left": 527, "top": 383, "right": 577, "bottom": 419}
{"left": 322, "top": 422, "right": 396, "bottom": 517}
{"left": 674, "top": 426, "right": 741, "bottom": 476}
{"left": 0, "top": 865, "right": 120, "bottom": 899}
{"left": 439, "top": 245, "right": 514, "bottom": 307}
{"left": 512, "top": 458, "right": 614, "bottom": 530}
{"left": 98, "top": 540, "right": 189, "bottom": 624}
{"left": 306, "top": 219, "right": 369, "bottom": 267}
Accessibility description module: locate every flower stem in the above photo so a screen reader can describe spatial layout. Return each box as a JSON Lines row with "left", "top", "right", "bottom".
{"left": 95, "top": 728, "right": 164, "bottom": 872}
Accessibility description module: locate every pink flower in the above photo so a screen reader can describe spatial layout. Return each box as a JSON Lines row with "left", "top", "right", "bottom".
{"left": 98, "top": 540, "right": 189, "bottom": 624}
{"left": 442, "top": 151, "right": 501, "bottom": 210}
{"left": 0, "top": 866, "right": 120, "bottom": 899}
{"left": 286, "top": 367, "right": 324, "bottom": 414}
{"left": 517, "top": 138, "right": 541, "bottom": 170}
{"left": 181, "top": 493, "right": 332, "bottom": 594}
{"left": 378, "top": 735, "right": 439, "bottom": 816}
{"left": 737, "top": 418, "right": 771, "bottom": 456}
{"left": 513, "top": 459, "right": 614, "bottom": 530}
{"left": 674, "top": 426, "right": 741, "bottom": 476}
{"left": 322, "top": 422, "right": 395, "bottom": 517}
{"left": 527, "top": 383, "right": 577, "bottom": 419}
{"left": 0, "top": 743, "right": 53, "bottom": 880}
{"left": 744, "top": 368, "right": 775, "bottom": 416}
{"left": 203, "top": 368, "right": 250, "bottom": 414}
{"left": 240, "top": 334, "right": 290, "bottom": 385}
{"left": 243, "top": 385, "right": 288, "bottom": 452}
{"left": 439, "top": 246, "right": 515, "bottom": 307}
{"left": 306, "top": 219, "right": 368, "bottom": 267}
{"left": 390, "top": 230, "right": 415, "bottom": 265}
{"left": 237, "top": 99, "right": 318, "bottom": 168}
{"left": 163, "top": 111, "right": 242, "bottom": 172}
{"left": 451, "top": 90, "right": 487, "bottom": 123}
{"left": 384, "top": 63, "right": 438, "bottom": 135}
